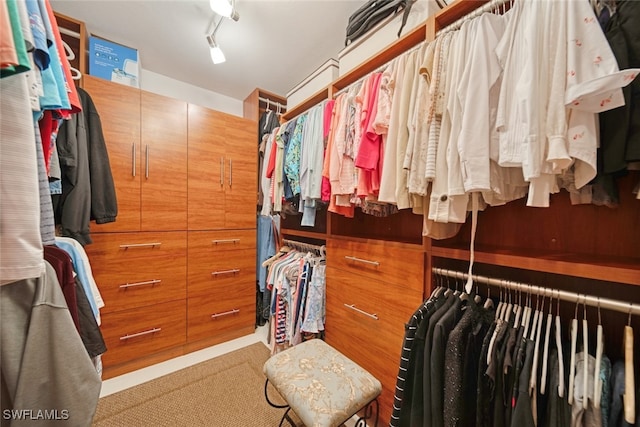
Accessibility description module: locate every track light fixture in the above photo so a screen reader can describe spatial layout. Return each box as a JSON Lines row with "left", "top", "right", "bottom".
{"left": 206, "top": 34, "right": 226, "bottom": 64}
{"left": 210, "top": 0, "right": 239, "bottom": 21}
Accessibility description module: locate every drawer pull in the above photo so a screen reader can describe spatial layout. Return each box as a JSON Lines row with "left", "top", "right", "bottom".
{"left": 211, "top": 269, "right": 240, "bottom": 276}
{"left": 212, "top": 239, "right": 240, "bottom": 245}
{"left": 119, "top": 327, "right": 162, "bottom": 341}
{"left": 119, "top": 242, "right": 162, "bottom": 249}
{"left": 344, "top": 255, "right": 380, "bottom": 266}
{"left": 211, "top": 309, "right": 240, "bottom": 319}
{"left": 344, "top": 304, "right": 379, "bottom": 320}
{"left": 119, "top": 279, "right": 161, "bottom": 289}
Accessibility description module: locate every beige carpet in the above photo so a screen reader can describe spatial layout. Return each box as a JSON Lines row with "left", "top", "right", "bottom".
{"left": 92, "top": 342, "right": 301, "bottom": 427}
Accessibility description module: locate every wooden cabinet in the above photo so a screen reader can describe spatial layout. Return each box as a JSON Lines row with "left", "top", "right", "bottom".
{"left": 83, "top": 79, "right": 257, "bottom": 377}
{"left": 84, "top": 76, "right": 188, "bottom": 233}
{"left": 186, "top": 230, "right": 256, "bottom": 350}
{"left": 324, "top": 237, "right": 424, "bottom": 426}
{"left": 83, "top": 76, "right": 141, "bottom": 232}
{"left": 188, "top": 105, "right": 257, "bottom": 231}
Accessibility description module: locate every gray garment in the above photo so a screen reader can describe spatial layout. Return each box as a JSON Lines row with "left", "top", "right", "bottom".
{"left": 610, "top": 360, "right": 636, "bottom": 427}
{"left": 0, "top": 262, "right": 101, "bottom": 427}
{"left": 600, "top": 355, "right": 613, "bottom": 427}
{"left": 510, "top": 339, "right": 535, "bottom": 427}
{"left": 572, "top": 352, "right": 603, "bottom": 427}
{"left": 546, "top": 348, "right": 572, "bottom": 427}
{"left": 34, "top": 123, "right": 56, "bottom": 245}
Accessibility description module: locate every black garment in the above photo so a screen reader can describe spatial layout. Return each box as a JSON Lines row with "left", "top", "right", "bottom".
{"left": 391, "top": 296, "right": 438, "bottom": 427}
{"left": 259, "top": 110, "right": 280, "bottom": 143}
{"left": 510, "top": 339, "right": 535, "bottom": 427}
{"left": 74, "top": 276, "right": 106, "bottom": 358}
{"left": 443, "top": 300, "right": 493, "bottom": 427}
{"left": 545, "top": 347, "right": 572, "bottom": 427}
{"left": 596, "top": 0, "right": 640, "bottom": 204}
{"left": 420, "top": 293, "right": 457, "bottom": 427}
{"left": 430, "top": 297, "right": 463, "bottom": 427}
{"left": 488, "top": 320, "right": 511, "bottom": 427}
{"left": 55, "top": 88, "right": 117, "bottom": 245}
{"left": 503, "top": 324, "right": 521, "bottom": 427}
{"left": 399, "top": 294, "right": 446, "bottom": 427}
{"left": 477, "top": 321, "right": 498, "bottom": 427}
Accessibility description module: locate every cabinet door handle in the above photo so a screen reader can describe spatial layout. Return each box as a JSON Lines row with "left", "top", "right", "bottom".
{"left": 145, "top": 145, "right": 150, "bottom": 178}
{"left": 212, "top": 239, "right": 240, "bottom": 245}
{"left": 220, "top": 157, "right": 224, "bottom": 186}
{"left": 229, "top": 159, "right": 233, "bottom": 187}
{"left": 119, "top": 279, "right": 161, "bottom": 289}
{"left": 344, "top": 255, "right": 380, "bottom": 266}
{"left": 132, "top": 142, "right": 136, "bottom": 177}
{"left": 120, "top": 327, "right": 161, "bottom": 341}
{"left": 211, "top": 269, "right": 240, "bottom": 276}
{"left": 211, "top": 309, "right": 240, "bottom": 319}
{"left": 119, "top": 242, "right": 162, "bottom": 249}
{"left": 343, "top": 304, "right": 379, "bottom": 320}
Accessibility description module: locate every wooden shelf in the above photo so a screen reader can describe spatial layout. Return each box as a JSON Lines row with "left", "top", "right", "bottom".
{"left": 431, "top": 244, "right": 640, "bottom": 286}
{"left": 281, "top": 228, "right": 328, "bottom": 241}
{"left": 332, "top": 23, "right": 427, "bottom": 92}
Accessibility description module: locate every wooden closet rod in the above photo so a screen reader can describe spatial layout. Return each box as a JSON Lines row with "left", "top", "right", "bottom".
{"left": 432, "top": 267, "right": 640, "bottom": 316}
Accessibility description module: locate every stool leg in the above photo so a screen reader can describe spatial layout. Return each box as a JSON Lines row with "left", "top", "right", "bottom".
{"left": 354, "top": 399, "right": 379, "bottom": 427}
{"left": 264, "top": 379, "right": 296, "bottom": 427}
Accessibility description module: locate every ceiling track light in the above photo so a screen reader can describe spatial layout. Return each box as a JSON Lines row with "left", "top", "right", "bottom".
{"left": 207, "top": 34, "right": 226, "bottom": 64}
{"left": 210, "top": 0, "right": 239, "bottom": 21}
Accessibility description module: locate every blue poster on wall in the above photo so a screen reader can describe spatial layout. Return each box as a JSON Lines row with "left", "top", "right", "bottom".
{"left": 89, "top": 36, "right": 140, "bottom": 88}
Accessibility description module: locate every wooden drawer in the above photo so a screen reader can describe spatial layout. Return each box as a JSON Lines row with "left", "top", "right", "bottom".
{"left": 86, "top": 232, "right": 187, "bottom": 313}
{"left": 324, "top": 267, "right": 423, "bottom": 425}
{"left": 188, "top": 229, "right": 256, "bottom": 253}
{"left": 100, "top": 299, "right": 186, "bottom": 368}
{"left": 327, "top": 238, "right": 424, "bottom": 293}
{"left": 188, "top": 231, "right": 256, "bottom": 296}
{"left": 187, "top": 286, "right": 255, "bottom": 343}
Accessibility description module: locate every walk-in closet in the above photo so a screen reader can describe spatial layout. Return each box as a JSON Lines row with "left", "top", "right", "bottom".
{"left": 1, "top": 0, "right": 638, "bottom": 426}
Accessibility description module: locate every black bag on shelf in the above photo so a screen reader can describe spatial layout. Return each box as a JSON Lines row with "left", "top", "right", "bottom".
{"left": 345, "top": 0, "right": 416, "bottom": 46}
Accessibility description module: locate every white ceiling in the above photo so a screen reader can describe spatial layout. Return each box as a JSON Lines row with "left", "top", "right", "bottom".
{"left": 50, "top": 0, "right": 362, "bottom": 102}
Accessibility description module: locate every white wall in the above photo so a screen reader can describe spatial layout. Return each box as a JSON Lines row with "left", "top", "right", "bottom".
{"left": 140, "top": 69, "right": 243, "bottom": 117}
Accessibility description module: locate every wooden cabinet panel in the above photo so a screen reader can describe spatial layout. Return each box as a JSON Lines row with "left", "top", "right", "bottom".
{"left": 86, "top": 232, "right": 187, "bottom": 313}
{"left": 187, "top": 286, "right": 255, "bottom": 343}
{"left": 327, "top": 238, "right": 425, "bottom": 293}
{"left": 187, "top": 104, "right": 226, "bottom": 230}
{"left": 141, "top": 91, "right": 188, "bottom": 231}
{"left": 100, "top": 300, "right": 186, "bottom": 368}
{"left": 224, "top": 114, "right": 258, "bottom": 229}
{"left": 324, "top": 267, "right": 423, "bottom": 426}
{"left": 187, "top": 231, "right": 256, "bottom": 296}
{"left": 84, "top": 76, "right": 141, "bottom": 232}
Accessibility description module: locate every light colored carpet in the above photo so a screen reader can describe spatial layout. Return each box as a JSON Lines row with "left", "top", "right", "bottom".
{"left": 92, "top": 342, "right": 301, "bottom": 427}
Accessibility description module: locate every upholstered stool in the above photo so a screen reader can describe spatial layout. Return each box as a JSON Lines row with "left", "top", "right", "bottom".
{"left": 263, "top": 339, "right": 382, "bottom": 427}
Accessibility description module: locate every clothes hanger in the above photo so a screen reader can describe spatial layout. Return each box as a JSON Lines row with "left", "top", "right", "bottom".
{"left": 487, "top": 280, "right": 506, "bottom": 365}
{"left": 582, "top": 296, "right": 589, "bottom": 410}
{"left": 513, "top": 285, "right": 523, "bottom": 328}
{"left": 483, "top": 284, "right": 494, "bottom": 309}
{"left": 568, "top": 295, "right": 580, "bottom": 405}
{"left": 529, "top": 291, "right": 545, "bottom": 396}
{"left": 623, "top": 304, "right": 635, "bottom": 424}
{"left": 504, "top": 283, "right": 513, "bottom": 323}
{"left": 593, "top": 298, "right": 604, "bottom": 409}
{"left": 540, "top": 289, "right": 553, "bottom": 395}
{"left": 62, "top": 40, "right": 82, "bottom": 81}
{"left": 555, "top": 290, "right": 566, "bottom": 398}
{"left": 522, "top": 285, "right": 533, "bottom": 340}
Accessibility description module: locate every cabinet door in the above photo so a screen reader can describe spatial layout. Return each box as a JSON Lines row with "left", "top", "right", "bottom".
{"left": 141, "top": 92, "right": 188, "bottom": 231}
{"left": 187, "top": 105, "right": 226, "bottom": 230}
{"left": 224, "top": 114, "right": 258, "bottom": 229}
{"left": 84, "top": 76, "right": 141, "bottom": 232}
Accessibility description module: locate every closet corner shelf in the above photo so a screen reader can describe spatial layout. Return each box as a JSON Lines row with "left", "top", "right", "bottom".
{"left": 281, "top": 87, "right": 329, "bottom": 122}
{"left": 430, "top": 244, "right": 640, "bottom": 285}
